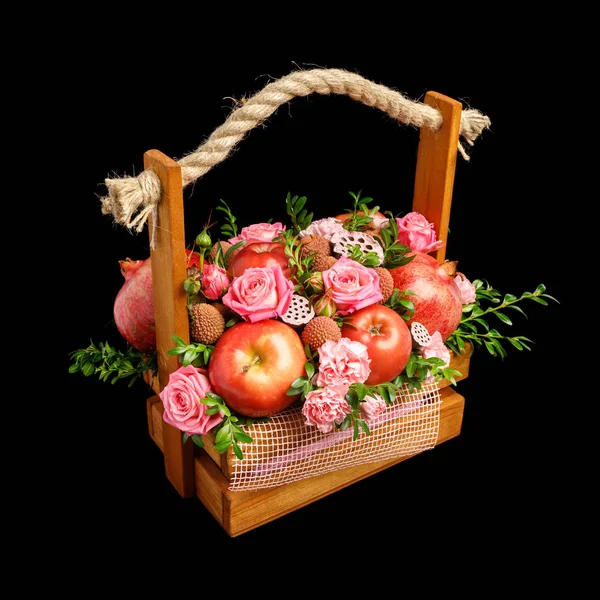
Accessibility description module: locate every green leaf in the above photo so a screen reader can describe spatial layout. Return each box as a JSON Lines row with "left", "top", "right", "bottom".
{"left": 286, "top": 387, "right": 302, "bottom": 396}
{"left": 484, "top": 340, "right": 497, "bottom": 356}
{"left": 291, "top": 377, "right": 306, "bottom": 389}
{"left": 82, "top": 362, "right": 95, "bottom": 377}
{"left": 304, "top": 362, "right": 315, "bottom": 380}
{"left": 353, "top": 420, "right": 359, "bottom": 441}
{"left": 171, "top": 335, "right": 187, "bottom": 346}
{"left": 534, "top": 284, "right": 547, "bottom": 295}
{"left": 205, "top": 407, "right": 221, "bottom": 415}
{"left": 215, "top": 424, "right": 231, "bottom": 445}
{"left": 339, "top": 415, "right": 351, "bottom": 431}
{"left": 357, "top": 418, "right": 370, "bottom": 435}
{"left": 530, "top": 297, "right": 548, "bottom": 305}
{"left": 191, "top": 435, "right": 204, "bottom": 448}
{"left": 68, "top": 363, "right": 81, "bottom": 373}
{"left": 214, "top": 441, "right": 231, "bottom": 454}
{"left": 503, "top": 293, "right": 517, "bottom": 303}
{"left": 232, "top": 441, "right": 244, "bottom": 461}
{"left": 494, "top": 311, "right": 513, "bottom": 325}
{"left": 294, "top": 196, "right": 307, "bottom": 213}
{"left": 233, "top": 428, "right": 253, "bottom": 444}
{"left": 182, "top": 433, "right": 189, "bottom": 444}
{"left": 508, "top": 338, "right": 524, "bottom": 350}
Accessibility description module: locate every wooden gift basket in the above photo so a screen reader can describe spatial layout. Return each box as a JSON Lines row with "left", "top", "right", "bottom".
{"left": 113, "top": 69, "right": 487, "bottom": 536}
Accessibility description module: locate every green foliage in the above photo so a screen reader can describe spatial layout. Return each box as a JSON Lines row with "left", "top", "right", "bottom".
{"left": 347, "top": 244, "right": 382, "bottom": 267}
{"left": 445, "top": 281, "right": 559, "bottom": 358}
{"left": 168, "top": 335, "right": 214, "bottom": 368}
{"left": 392, "top": 353, "right": 462, "bottom": 393}
{"left": 385, "top": 288, "right": 416, "bottom": 321}
{"left": 377, "top": 214, "right": 416, "bottom": 268}
{"left": 69, "top": 341, "right": 157, "bottom": 387}
{"left": 215, "top": 199, "right": 239, "bottom": 239}
{"left": 199, "top": 392, "right": 260, "bottom": 460}
{"left": 286, "top": 361, "right": 318, "bottom": 401}
{"left": 343, "top": 190, "right": 380, "bottom": 231}
{"left": 285, "top": 193, "right": 313, "bottom": 234}
{"left": 280, "top": 229, "right": 316, "bottom": 296}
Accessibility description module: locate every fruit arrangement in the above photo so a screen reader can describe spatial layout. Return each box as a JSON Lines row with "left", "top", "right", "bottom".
{"left": 70, "top": 191, "right": 557, "bottom": 459}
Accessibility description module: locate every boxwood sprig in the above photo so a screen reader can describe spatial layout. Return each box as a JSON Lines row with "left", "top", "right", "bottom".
{"left": 445, "top": 281, "right": 559, "bottom": 358}
{"left": 168, "top": 335, "right": 214, "bottom": 368}
{"left": 215, "top": 199, "right": 239, "bottom": 239}
{"left": 285, "top": 193, "right": 313, "bottom": 234}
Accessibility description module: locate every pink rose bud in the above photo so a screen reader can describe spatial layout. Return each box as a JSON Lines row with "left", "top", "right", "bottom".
{"left": 455, "top": 272, "right": 477, "bottom": 304}
{"left": 322, "top": 256, "right": 383, "bottom": 315}
{"left": 302, "top": 386, "right": 352, "bottom": 433}
{"left": 222, "top": 265, "right": 294, "bottom": 323}
{"left": 159, "top": 365, "right": 223, "bottom": 436}
{"left": 395, "top": 212, "right": 445, "bottom": 253}
{"left": 201, "top": 263, "right": 230, "bottom": 300}
{"left": 312, "top": 293, "right": 337, "bottom": 317}
{"left": 360, "top": 393, "right": 387, "bottom": 423}
{"left": 305, "top": 272, "right": 325, "bottom": 294}
{"left": 229, "top": 222, "right": 286, "bottom": 244}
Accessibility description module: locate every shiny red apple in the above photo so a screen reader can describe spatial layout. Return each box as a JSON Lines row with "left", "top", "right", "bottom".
{"left": 227, "top": 241, "right": 291, "bottom": 279}
{"left": 341, "top": 304, "right": 412, "bottom": 385}
{"left": 208, "top": 319, "right": 306, "bottom": 417}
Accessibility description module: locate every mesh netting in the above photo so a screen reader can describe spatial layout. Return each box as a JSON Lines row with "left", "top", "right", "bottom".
{"left": 228, "top": 382, "right": 442, "bottom": 491}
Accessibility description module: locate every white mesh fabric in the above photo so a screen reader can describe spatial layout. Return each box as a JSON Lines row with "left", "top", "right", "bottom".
{"left": 228, "top": 382, "right": 442, "bottom": 491}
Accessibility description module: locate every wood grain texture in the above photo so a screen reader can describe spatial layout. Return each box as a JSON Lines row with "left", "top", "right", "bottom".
{"left": 412, "top": 92, "right": 462, "bottom": 263}
{"left": 144, "top": 149, "right": 195, "bottom": 498}
{"left": 194, "top": 386, "right": 464, "bottom": 537}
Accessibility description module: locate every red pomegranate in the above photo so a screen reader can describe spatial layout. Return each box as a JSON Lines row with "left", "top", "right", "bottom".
{"left": 113, "top": 258, "right": 156, "bottom": 354}
{"left": 388, "top": 252, "right": 462, "bottom": 341}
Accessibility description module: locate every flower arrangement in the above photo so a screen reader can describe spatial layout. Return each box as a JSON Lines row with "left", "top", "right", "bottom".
{"left": 70, "top": 191, "right": 557, "bottom": 459}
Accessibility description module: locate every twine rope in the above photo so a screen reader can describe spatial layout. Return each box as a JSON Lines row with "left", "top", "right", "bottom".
{"left": 100, "top": 68, "right": 491, "bottom": 247}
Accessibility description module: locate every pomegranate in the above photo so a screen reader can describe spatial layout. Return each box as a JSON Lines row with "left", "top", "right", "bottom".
{"left": 113, "top": 258, "right": 156, "bottom": 354}
{"left": 388, "top": 252, "right": 462, "bottom": 341}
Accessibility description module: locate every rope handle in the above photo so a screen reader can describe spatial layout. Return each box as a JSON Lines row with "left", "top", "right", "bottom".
{"left": 100, "top": 68, "right": 491, "bottom": 247}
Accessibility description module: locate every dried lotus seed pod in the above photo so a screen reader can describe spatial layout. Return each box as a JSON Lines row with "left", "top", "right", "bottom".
{"left": 410, "top": 321, "right": 432, "bottom": 349}
{"left": 281, "top": 294, "right": 315, "bottom": 327}
{"left": 330, "top": 231, "right": 384, "bottom": 265}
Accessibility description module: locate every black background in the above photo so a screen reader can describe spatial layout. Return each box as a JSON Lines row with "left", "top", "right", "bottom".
{"left": 53, "top": 52, "right": 568, "bottom": 564}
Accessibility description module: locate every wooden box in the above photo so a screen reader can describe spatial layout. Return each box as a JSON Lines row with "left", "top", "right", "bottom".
{"left": 137, "top": 85, "right": 472, "bottom": 536}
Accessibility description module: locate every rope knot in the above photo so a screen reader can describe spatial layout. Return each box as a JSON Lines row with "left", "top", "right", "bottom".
{"left": 101, "top": 168, "right": 162, "bottom": 247}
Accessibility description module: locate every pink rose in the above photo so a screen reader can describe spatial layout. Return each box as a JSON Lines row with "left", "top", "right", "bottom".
{"left": 202, "top": 263, "right": 230, "bottom": 300}
{"left": 302, "top": 386, "right": 352, "bottom": 433}
{"left": 229, "top": 222, "right": 285, "bottom": 244}
{"left": 316, "top": 337, "right": 371, "bottom": 391}
{"left": 421, "top": 331, "right": 451, "bottom": 383}
{"left": 222, "top": 265, "right": 293, "bottom": 323}
{"left": 299, "top": 217, "right": 346, "bottom": 241}
{"left": 360, "top": 393, "right": 387, "bottom": 423}
{"left": 455, "top": 272, "right": 477, "bottom": 304}
{"left": 395, "top": 212, "right": 445, "bottom": 253}
{"left": 322, "top": 256, "right": 382, "bottom": 315}
{"left": 160, "top": 365, "right": 223, "bottom": 435}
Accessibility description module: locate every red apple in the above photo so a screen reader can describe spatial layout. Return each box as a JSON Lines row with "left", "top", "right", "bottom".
{"left": 341, "top": 304, "right": 412, "bottom": 385}
{"left": 227, "top": 242, "right": 291, "bottom": 279}
{"left": 208, "top": 319, "right": 306, "bottom": 417}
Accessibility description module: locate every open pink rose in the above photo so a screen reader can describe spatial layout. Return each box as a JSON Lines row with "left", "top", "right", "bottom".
{"left": 322, "top": 256, "right": 382, "bottom": 315}
{"left": 160, "top": 365, "right": 223, "bottom": 436}
{"left": 302, "top": 386, "right": 352, "bottom": 433}
{"left": 455, "top": 272, "right": 477, "bottom": 304}
{"left": 229, "top": 222, "right": 285, "bottom": 244}
{"left": 202, "top": 263, "right": 230, "bottom": 300}
{"left": 360, "top": 393, "right": 387, "bottom": 423}
{"left": 222, "top": 265, "right": 293, "bottom": 323}
{"left": 299, "top": 217, "right": 346, "bottom": 241}
{"left": 316, "top": 337, "right": 371, "bottom": 392}
{"left": 395, "top": 212, "right": 445, "bottom": 253}
{"left": 421, "top": 331, "right": 451, "bottom": 383}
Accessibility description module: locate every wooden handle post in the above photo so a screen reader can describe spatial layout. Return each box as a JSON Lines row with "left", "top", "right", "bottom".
{"left": 412, "top": 91, "right": 463, "bottom": 262}
{"left": 144, "top": 149, "right": 195, "bottom": 498}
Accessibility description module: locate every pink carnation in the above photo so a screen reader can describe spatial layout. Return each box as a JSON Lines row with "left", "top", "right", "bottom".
{"left": 421, "top": 331, "right": 451, "bottom": 383}
{"left": 201, "top": 263, "right": 230, "bottom": 300}
{"left": 395, "top": 212, "right": 445, "bottom": 253}
{"left": 302, "top": 386, "right": 352, "bottom": 433}
{"left": 322, "top": 256, "right": 382, "bottom": 315}
{"left": 316, "top": 337, "right": 371, "bottom": 392}
{"left": 455, "top": 272, "right": 477, "bottom": 304}
{"left": 160, "top": 365, "right": 223, "bottom": 436}
{"left": 229, "top": 222, "right": 285, "bottom": 244}
{"left": 299, "top": 217, "right": 346, "bottom": 241}
{"left": 360, "top": 393, "right": 387, "bottom": 423}
{"left": 222, "top": 265, "right": 293, "bottom": 323}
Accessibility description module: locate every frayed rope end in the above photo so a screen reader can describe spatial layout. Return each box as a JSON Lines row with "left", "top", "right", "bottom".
{"left": 100, "top": 169, "right": 162, "bottom": 249}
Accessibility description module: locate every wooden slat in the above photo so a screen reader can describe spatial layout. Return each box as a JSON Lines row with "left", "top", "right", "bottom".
{"left": 412, "top": 91, "right": 462, "bottom": 263}
{"left": 194, "top": 386, "right": 464, "bottom": 536}
{"left": 144, "top": 149, "right": 195, "bottom": 498}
